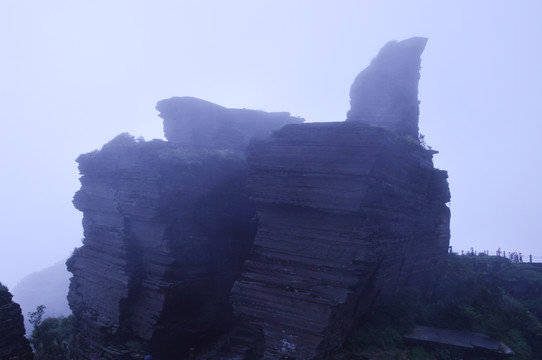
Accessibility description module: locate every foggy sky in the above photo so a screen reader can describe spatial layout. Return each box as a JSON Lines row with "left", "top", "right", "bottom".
{"left": 1, "top": 1, "right": 541, "bottom": 288}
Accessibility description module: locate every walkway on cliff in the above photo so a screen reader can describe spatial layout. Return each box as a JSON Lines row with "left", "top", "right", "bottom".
{"left": 452, "top": 249, "right": 542, "bottom": 264}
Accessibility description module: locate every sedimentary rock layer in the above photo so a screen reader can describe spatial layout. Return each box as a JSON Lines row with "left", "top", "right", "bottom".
{"left": 347, "top": 37, "right": 428, "bottom": 138}
{"left": 68, "top": 37, "right": 451, "bottom": 360}
{"left": 67, "top": 134, "right": 256, "bottom": 359}
{"left": 231, "top": 122, "right": 450, "bottom": 359}
{"left": 0, "top": 284, "right": 34, "bottom": 360}
{"left": 157, "top": 96, "right": 304, "bottom": 150}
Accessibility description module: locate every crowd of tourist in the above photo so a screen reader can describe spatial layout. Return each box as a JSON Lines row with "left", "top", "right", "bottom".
{"left": 496, "top": 248, "right": 524, "bottom": 263}
{"left": 451, "top": 246, "right": 541, "bottom": 264}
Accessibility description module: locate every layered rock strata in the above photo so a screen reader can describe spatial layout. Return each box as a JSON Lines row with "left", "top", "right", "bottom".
{"left": 67, "top": 134, "right": 257, "bottom": 359}
{"left": 156, "top": 96, "right": 304, "bottom": 151}
{"left": 67, "top": 37, "right": 451, "bottom": 360}
{"left": 231, "top": 122, "right": 450, "bottom": 359}
{"left": 229, "top": 37, "right": 450, "bottom": 359}
{"left": 346, "top": 37, "right": 428, "bottom": 138}
{"left": 0, "top": 283, "right": 34, "bottom": 360}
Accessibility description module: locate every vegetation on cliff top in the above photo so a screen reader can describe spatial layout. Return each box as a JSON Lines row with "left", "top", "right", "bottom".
{"left": 28, "top": 305, "right": 75, "bottom": 360}
{"left": 77, "top": 132, "right": 246, "bottom": 171}
{"left": 336, "top": 253, "right": 542, "bottom": 359}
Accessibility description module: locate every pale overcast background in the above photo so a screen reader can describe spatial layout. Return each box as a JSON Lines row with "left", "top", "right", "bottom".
{"left": 1, "top": 1, "right": 541, "bottom": 288}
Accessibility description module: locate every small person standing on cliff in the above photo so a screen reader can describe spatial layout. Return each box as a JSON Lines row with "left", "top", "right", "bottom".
{"left": 497, "top": 248, "right": 501, "bottom": 256}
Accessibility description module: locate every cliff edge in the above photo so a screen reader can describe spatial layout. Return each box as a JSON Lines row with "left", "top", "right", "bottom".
{"left": 0, "top": 283, "right": 34, "bottom": 360}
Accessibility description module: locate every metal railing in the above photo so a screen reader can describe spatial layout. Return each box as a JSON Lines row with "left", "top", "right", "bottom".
{"left": 450, "top": 247, "right": 542, "bottom": 264}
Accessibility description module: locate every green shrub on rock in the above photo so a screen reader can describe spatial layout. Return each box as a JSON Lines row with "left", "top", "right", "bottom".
{"left": 30, "top": 314, "right": 75, "bottom": 360}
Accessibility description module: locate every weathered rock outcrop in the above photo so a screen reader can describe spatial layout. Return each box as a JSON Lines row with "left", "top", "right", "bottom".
{"left": 157, "top": 96, "right": 304, "bottom": 150}
{"left": 67, "top": 99, "right": 302, "bottom": 359}
{"left": 67, "top": 37, "right": 450, "bottom": 360}
{"left": 231, "top": 122, "right": 450, "bottom": 359}
{"left": 347, "top": 37, "right": 428, "bottom": 138}
{"left": 0, "top": 283, "right": 34, "bottom": 360}
{"left": 67, "top": 135, "right": 258, "bottom": 359}
{"left": 227, "top": 37, "right": 449, "bottom": 359}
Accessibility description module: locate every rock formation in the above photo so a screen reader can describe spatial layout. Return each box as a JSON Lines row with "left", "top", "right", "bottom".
{"left": 227, "top": 36, "right": 448, "bottom": 359}
{"left": 67, "top": 103, "right": 301, "bottom": 359}
{"left": 0, "top": 283, "right": 34, "bottom": 360}
{"left": 347, "top": 37, "right": 428, "bottom": 138}
{"left": 67, "top": 37, "right": 450, "bottom": 360}
{"left": 157, "top": 96, "right": 304, "bottom": 151}
{"left": 67, "top": 135, "right": 255, "bottom": 359}
{"left": 231, "top": 122, "right": 450, "bottom": 359}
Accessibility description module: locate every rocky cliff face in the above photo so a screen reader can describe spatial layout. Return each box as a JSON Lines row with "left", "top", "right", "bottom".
{"left": 67, "top": 135, "right": 258, "bottom": 359}
{"left": 67, "top": 103, "right": 301, "bottom": 359}
{"left": 67, "top": 37, "right": 450, "bottom": 360}
{"left": 0, "top": 283, "right": 34, "bottom": 360}
{"left": 157, "top": 96, "right": 304, "bottom": 151}
{"left": 228, "top": 37, "right": 449, "bottom": 359}
{"left": 231, "top": 122, "right": 449, "bottom": 359}
{"left": 346, "top": 37, "right": 428, "bottom": 138}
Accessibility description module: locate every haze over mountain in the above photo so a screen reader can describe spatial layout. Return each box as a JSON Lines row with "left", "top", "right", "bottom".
{"left": 1, "top": 1, "right": 542, "bottom": 288}
{"left": 11, "top": 260, "right": 71, "bottom": 332}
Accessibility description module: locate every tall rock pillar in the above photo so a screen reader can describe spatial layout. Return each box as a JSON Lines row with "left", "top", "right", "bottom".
{"left": 346, "top": 37, "right": 428, "bottom": 138}
{"left": 231, "top": 37, "right": 450, "bottom": 359}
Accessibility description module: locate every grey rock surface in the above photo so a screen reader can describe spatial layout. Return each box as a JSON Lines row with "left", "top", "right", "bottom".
{"left": 67, "top": 37, "right": 451, "bottom": 360}
{"left": 67, "top": 135, "right": 257, "bottom": 359}
{"left": 231, "top": 121, "right": 450, "bottom": 359}
{"left": 346, "top": 37, "right": 428, "bottom": 138}
{"left": 157, "top": 96, "right": 304, "bottom": 151}
{"left": 0, "top": 284, "right": 34, "bottom": 360}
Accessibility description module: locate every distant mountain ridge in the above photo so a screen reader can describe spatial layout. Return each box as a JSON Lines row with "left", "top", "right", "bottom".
{"left": 12, "top": 259, "right": 71, "bottom": 332}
